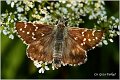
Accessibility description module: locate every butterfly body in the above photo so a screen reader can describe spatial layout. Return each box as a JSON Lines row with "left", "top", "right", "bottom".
{"left": 16, "top": 21, "right": 104, "bottom": 68}
{"left": 53, "top": 23, "right": 66, "bottom": 68}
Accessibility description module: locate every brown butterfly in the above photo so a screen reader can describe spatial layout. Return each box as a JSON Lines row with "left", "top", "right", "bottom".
{"left": 16, "top": 21, "right": 104, "bottom": 69}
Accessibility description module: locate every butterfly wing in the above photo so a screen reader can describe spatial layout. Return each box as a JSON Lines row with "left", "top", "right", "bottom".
{"left": 68, "top": 27, "right": 104, "bottom": 50}
{"left": 16, "top": 22, "right": 53, "bottom": 44}
{"left": 62, "top": 27, "right": 104, "bottom": 65}
{"left": 16, "top": 22, "right": 54, "bottom": 62}
{"left": 27, "top": 34, "right": 54, "bottom": 63}
{"left": 62, "top": 36, "right": 87, "bottom": 65}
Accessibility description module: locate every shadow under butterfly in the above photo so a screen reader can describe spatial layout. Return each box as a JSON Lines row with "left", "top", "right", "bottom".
{"left": 16, "top": 20, "right": 104, "bottom": 69}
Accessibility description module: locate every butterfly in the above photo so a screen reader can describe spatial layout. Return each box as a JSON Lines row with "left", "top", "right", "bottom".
{"left": 16, "top": 21, "right": 104, "bottom": 69}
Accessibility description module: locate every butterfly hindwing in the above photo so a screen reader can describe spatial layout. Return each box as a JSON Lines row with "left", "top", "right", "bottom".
{"left": 62, "top": 36, "right": 87, "bottom": 65}
{"left": 27, "top": 34, "right": 54, "bottom": 63}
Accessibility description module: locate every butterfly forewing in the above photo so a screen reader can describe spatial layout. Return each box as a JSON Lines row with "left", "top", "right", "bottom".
{"left": 68, "top": 27, "right": 104, "bottom": 51}
{"left": 16, "top": 22, "right": 53, "bottom": 44}
{"left": 16, "top": 22, "right": 54, "bottom": 62}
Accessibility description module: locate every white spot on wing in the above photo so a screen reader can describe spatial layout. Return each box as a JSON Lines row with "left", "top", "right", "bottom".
{"left": 82, "top": 29, "right": 88, "bottom": 36}
{"left": 35, "top": 27, "right": 38, "bottom": 31}
{"left": 82, "top": 32, "right": 84, "bottom": 35}
{"left": 74, "top": 37, "right": 78, "bottom": 40}
{"left": 97, "top": 30, "right": 101, "bottom": 31}
{"left": 24, "top": 22, "right": 27, "bottom": 28}
{"left": 27, "top": 32, "right": 30, "bottom": 34}
{"left": 41, "top": 33, "right": 44, "bottom": 36}
{"left": 95, "top": 37, "right": 98, "bottom": 40}
{"left": 92, "top": 30, "right": 95, "bottom": 36}
{"left": 83, "top": 42, "right": 85, "bottom": 45}
{"left": 32, "top": 36, "right": 36, "bottom": 40}
{"left": 88, "top": 39, "right": 91, "bottom": 41}
{"left": 83, "top": 38, "right": 86, "bottom": 41}
{"left": 33, "top": 23, "right": 37, "bottom": 26}
{"left": 81, "top": 43, "right": 83, "bottom": 46}
{"left": 78, "top": 62, "right": 82, "bottom": 65}
{"left": 92, "top": 46, "right": 95, "bottom": 49}
{"left": 20, "top": 28, "right": 22, "bottom": 31}
{"left": 32, "top": 32, "right": 35, "bottom": 36}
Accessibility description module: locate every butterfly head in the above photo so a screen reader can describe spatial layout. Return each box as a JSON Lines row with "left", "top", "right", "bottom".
{"left": 57, "top": 18, "right": 66, "bottom": 29}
